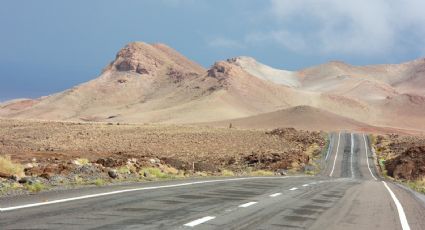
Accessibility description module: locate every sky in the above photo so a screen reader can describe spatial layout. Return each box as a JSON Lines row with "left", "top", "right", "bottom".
{"left": 1, "top": 0, "right": 425, "bottom": 101}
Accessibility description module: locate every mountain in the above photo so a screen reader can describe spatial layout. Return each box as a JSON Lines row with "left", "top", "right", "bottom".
{"left": 1, "top": 41, "right": 424, "bottom": 132}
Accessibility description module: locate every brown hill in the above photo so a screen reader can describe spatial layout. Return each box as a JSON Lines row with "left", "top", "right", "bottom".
{"left": 1, "top": 41, "right": 424, "bottom": 132}
{"left": 204, "top": 105, "right": 371, "bottom": 131}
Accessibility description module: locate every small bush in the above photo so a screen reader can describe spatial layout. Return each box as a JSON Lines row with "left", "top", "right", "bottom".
{"left": 306, "top": 143, "right": 321, "bottom": 157}
{"left": 24, "top": 182, "right": 46, "bottom": 193}
{"left": 0, "top": 155, "right": 25, "bottom": 177}
{"left": 73, "top": 175, "right": 84, "bottom": 185}
{"left": 0, "top": 182, "right": 22, "bottom": 194}
{"left": 195, "top": 171, "right": 208, "bottom": 177}
{"left": 74, "top": 158, "right": 90, "bottom": 165}
{"left": 117, "top": 166, "right": 131, "bottom": 174}
{"left": 92, "top": 178, "right": 106, "bottom": 186}
{"left": 221, "top": 169, "right": 235, "bottom": 177}
{"left": 139, "top": 167, "right": 171, "bottom": 179}
{"left": 161, "top": 165, "right": 179, "bottom": 175}
{"left": 249, "top": 170, "right": 274, "bottom": 176}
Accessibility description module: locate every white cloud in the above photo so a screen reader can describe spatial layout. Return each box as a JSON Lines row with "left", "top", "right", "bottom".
{"left": 250, "top": 0, "right": 425, "bottom": 56}
{"left": 207, "top": 37, "right": 245, "bottom": 49}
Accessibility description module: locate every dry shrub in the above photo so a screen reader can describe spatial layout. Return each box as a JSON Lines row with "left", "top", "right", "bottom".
{"left": 0, "top": 155, "right": 25, "bottom": 177}
{"left": 249, "top": 170, "right": 274, "bottom": 176}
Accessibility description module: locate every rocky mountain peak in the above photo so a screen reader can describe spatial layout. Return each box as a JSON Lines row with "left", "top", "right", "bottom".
{"left": 110, "top": 42, "right": 165, "bottom": 75}
{"left": 207, "top": 61, "right": 237, "bottom": 80}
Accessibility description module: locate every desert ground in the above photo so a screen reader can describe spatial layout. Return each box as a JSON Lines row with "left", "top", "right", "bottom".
{"left": 0, "top": 119, "right": 325, "bottom": 196}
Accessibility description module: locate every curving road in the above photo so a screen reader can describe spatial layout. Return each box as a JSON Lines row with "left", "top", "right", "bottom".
{"left": 1, "top": 132, "right": 425, "bottom": 229}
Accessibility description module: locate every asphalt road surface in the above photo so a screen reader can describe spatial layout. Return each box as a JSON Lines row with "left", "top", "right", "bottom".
{"left": 1, "top": 132, "right": 425, "bottom": 230}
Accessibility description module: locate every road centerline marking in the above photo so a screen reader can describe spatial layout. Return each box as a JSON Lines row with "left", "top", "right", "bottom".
{"left": 302, "top": 184, "right": 309, "bottom": 187}
{"left": 363, "top": 133, "right": 378, "bottom": 180}
{"left": 382, "top": 181, "right": 411, "bottom": 230}
{"left": 238, "top": 201, "right": 258, "bottom": 208}
{"left": 269, "top": 193, "right": 282, "bottom": 197}
{"left": 184, "top": 216, "right": 216, "bottom": 227}
{"left": 329, "top": 132, "right": 341, "bottom": 177}
{"left": 289, "top": 187, "right": 298, "bottom": 191}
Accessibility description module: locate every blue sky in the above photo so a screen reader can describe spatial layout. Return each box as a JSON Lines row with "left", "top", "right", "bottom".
{"left": 1, "top": 0, "right": 425, "bottom": 101}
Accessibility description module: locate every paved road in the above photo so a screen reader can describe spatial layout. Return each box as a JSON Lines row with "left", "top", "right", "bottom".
{"left": 1, "top": 132, "right": 425, "bottom": 229}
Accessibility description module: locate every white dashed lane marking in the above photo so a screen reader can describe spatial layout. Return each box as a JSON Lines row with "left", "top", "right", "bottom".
{"left": 269, "top": 193, "right": 282, "bottom": 197}
{"left": 181, "top": 181, "right": 321, "bottom": 227}
{"left": 0, "top": 176, "right": 304, "bottom": 212}
{"left": 184, "top": 216, "right": 216, "bottom": 227}
{"left": 238, "top": 202, "right": 258, "bottom": 208}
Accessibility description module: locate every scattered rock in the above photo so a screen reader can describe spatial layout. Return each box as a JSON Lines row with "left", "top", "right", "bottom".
{"left": 385, "top": 146, "right": 425, "bottom": 180}
{"left": 97, "top": 157, "right": 125, "bottom": 167}
{"left": 149, "top": 158, "right": 160, "bottom": 164}
{"left": 275, "top": 169, "right": 287, "bottom": 176}
{"left": 18, "top": 177, "right": 34, "bottom": 184}
{"left": 0, "top": 172, "right": 12, "bottom": 178}
{"left": 39, "top": 173, "right": 52, "bottom": 180}
{"left": 194, "top": 161, "right": 217, "bottom": 172}
{"left": 24, "top": 163, "right": 36, "bottom": 169}
{"left": 10, "top": 174, "right": 20, "bottom": 181}
{"left": 108, "top": 169, "right": 118, "bottom": 179}
{"left": 136, "top": 66, "right": 149, "bottom": 74}
{"left": 162, "top": 158, "right": 191, "bottom": 171}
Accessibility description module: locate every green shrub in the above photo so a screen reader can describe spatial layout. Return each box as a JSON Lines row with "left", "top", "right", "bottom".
{"left": 92, "top": 178, "right": 106, "bottom": 186}
{"left": 139, "top": 167, "right": 171, "bottom": 179}
{"left": 117, "top": 166, "right": 131, "bottom": 174}
{"left": 24, "top": 182, "right": 46, "bottom": 193}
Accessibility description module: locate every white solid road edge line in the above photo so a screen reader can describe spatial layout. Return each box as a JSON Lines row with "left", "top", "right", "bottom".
{"left": 363, "top": 134, "right": 378, "bottom": 180}
{"left": 350, "top": 133, "right": 355, "bottom": 179}
{"left": 269, "top": 193, "right": 282, "bottom": 197}
{"left": 382, "top": 181, "right": 411, "bottom": 230}
{"left": 329, "top": 131, "right": 341, "bottom": 177}
{"left": 0, "top": 176, "right": 302, "bottom": 212}
{"left": 184, "top": 216, "right": 216, "bottom": 227}
{"left": 238, "top": 201, "right": 258, "bottom": 208}
{"left": 325, "top": 133, "right": 333, "bottom": 160}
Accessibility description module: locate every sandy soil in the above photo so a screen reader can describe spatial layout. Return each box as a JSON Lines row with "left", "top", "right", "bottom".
{"left": 0, "top": 119, "right": 326, "bottom": 175}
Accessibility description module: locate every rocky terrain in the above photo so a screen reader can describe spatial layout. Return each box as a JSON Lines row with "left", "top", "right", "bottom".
{"left": 0, "top": 42, "right": 424, "bottom": 132}
{"left": 372, "top": 134, "right": 425, "bottom": 192}
{"left": 0, "top": 119, "right": 326, "bottom": 196}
